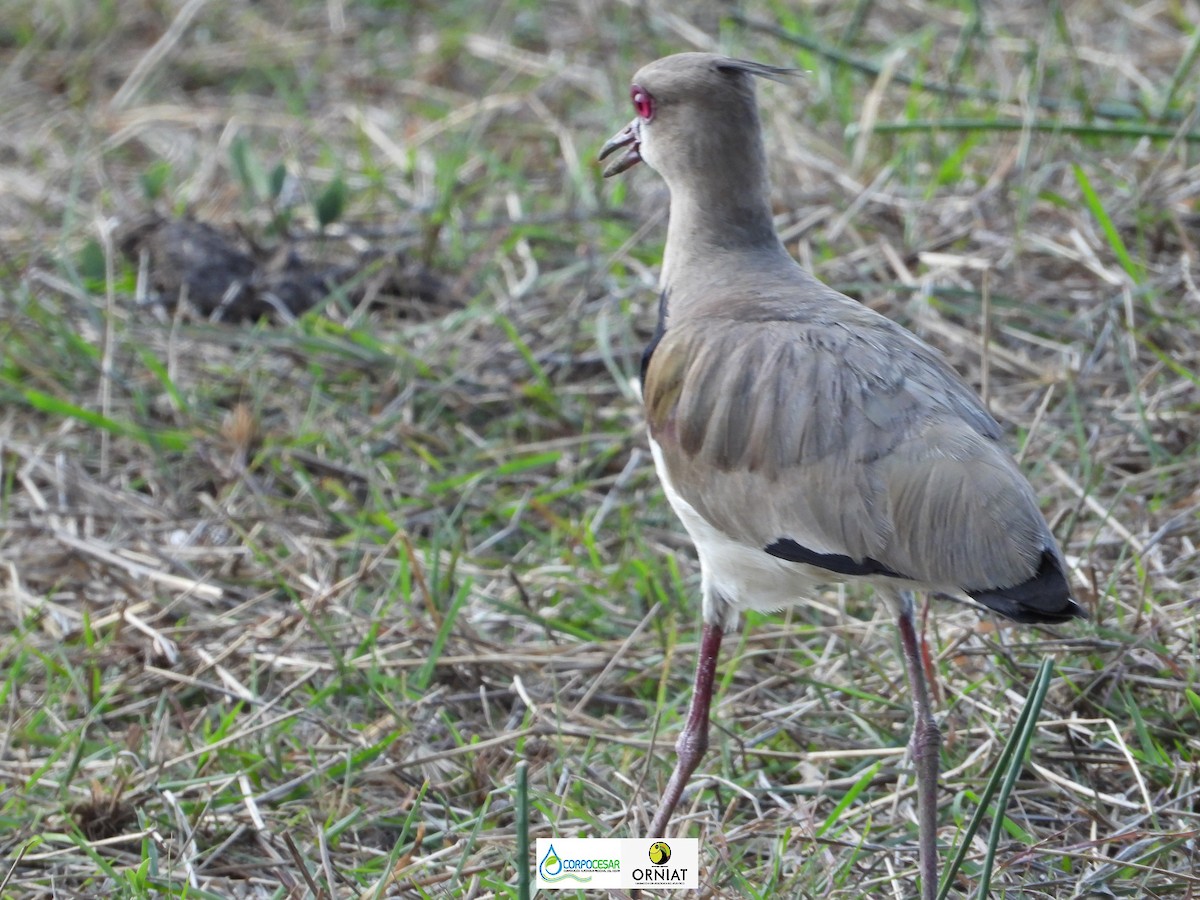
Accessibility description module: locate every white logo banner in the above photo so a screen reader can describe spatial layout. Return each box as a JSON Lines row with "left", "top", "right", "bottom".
{"left": 535, "top": 837, "right": 699, "bottom": 890}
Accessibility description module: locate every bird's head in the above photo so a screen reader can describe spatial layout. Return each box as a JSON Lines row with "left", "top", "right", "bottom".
{"left": 598, "top": 53, "right": 795, "bottom": 184}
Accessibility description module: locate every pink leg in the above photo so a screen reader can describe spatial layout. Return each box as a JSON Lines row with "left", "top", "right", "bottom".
{"left": 896, "top": 591, "right": 941, "bottom": 900}
{"left": 646, "top": 623, "right": 724, "bottom": 837}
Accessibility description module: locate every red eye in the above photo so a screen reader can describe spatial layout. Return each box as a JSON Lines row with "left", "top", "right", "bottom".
{"left": 631, "top": 84, "right": 655, "bottom": 120}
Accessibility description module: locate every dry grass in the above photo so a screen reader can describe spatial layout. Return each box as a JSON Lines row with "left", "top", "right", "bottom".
{"left": 1, "top": 0, "right": 1199, "bottom": 897}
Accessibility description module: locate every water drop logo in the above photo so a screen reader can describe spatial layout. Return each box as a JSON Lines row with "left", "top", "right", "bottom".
{"left": 539, "top": 843, "right": 562, "bottom": 879}
{"left": 539, "top": 842, "right": 588, "bottom": 883}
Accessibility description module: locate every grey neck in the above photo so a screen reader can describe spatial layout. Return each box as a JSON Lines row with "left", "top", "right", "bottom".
{"left": 661, "top": 185, "right": 788, "bottom": 289}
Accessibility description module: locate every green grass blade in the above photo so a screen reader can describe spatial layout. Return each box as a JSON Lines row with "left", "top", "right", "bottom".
{"left": 938, "top": 658, "right": 1054, "bottom": 900}
{"left": 494, "top": 313, "right": 553, "bottom": 397}
{"left": 15, "top": 387, "right": 191, "bottom": 452}
{"left": 975, "top": 658, "right": 1055, "bottom": 897}
{"left": 1157, "top": 24, "right": 1200, "bottom": 118}
{"left": 136, "top": 346, "right": 188, "bottom": 414}
{"left": 851, "top": 117, "right": 1200, "bottom": 143}
{"left": 1072, "top": 164, "right": 1143, "bottom": 284}
{"left": 733, "top": 13, "right": 1169, "bottom": 122}
{"left": 370, "top": 779, "right": 430, "bottom": 900}
{"left": 516, "top": 760, "right": 530, "bottom": 900}
{"left": 412, "top": 577, "right": 473, "bottom": 692}
{"left": 816, "top": 761, "right": 880, "bottom": 838}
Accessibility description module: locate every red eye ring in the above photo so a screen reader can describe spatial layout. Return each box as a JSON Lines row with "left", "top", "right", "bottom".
{"left": 631, "top": 84, "right": 655, "bottom": 120}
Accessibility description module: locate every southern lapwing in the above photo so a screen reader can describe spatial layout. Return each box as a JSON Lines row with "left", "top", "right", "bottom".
{"left": 599, "top": 52, "right": 1085, "bottom": 898}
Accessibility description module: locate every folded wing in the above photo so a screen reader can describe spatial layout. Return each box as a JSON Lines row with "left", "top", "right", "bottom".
{"left": 643, "top": 293, "right": 1079, "bottom": 623}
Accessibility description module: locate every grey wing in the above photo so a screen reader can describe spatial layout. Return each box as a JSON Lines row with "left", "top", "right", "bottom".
{"left": 647, "top": 312, "right": 1067, "bottom": 607}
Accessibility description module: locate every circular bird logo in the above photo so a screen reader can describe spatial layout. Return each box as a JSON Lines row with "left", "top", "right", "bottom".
{"left": 648, "top": 841, "right": 671, "bottom": 865}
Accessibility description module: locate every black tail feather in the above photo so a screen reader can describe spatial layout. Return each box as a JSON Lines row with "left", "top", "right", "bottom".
{"left": 967, "top": 549, "right": 1086, "bottom": 624}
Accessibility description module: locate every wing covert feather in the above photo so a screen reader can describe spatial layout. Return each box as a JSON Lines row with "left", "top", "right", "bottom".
{"left": 643, "top": 309, "right": 1050, "bottom": 593}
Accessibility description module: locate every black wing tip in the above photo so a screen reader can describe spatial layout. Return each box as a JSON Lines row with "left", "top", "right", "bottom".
{"left": 764, "top": 538, "right": 1089, "bottom": 625}
{"left": 968, "top": 549, "right": 1086, "bottom": 624}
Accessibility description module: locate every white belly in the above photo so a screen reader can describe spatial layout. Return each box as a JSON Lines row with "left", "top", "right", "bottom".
{"left": 649, "top": 439, "right": 843, "bottom": 627}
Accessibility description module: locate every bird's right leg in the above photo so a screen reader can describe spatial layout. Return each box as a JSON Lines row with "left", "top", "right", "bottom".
{"left": 646, "top": 622, "right": 723, "bottom": 838}
{"left": 896, "top": 590, "right": 941, "bottom": 900}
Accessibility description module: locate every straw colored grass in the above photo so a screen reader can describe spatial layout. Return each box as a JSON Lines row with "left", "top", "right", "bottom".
{"left": 1, "top": 1, "right": 1198, "bottom": 897}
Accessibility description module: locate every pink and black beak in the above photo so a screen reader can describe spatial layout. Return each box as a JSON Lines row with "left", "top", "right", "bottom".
{"left": 599, "top": 119, "right": 642, "bottom": 177}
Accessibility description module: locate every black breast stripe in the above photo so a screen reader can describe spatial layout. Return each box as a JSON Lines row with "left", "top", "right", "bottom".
{"left": 641, "top": 290, "right": 669, "bottom": 383}
{"left": 765, "top": 538, "right": 910, "bottom": 580}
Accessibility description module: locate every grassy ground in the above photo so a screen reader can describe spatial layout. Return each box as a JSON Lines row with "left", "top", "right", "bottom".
{"left": 1, "top": 0, "right": 1199, "bottom": 897}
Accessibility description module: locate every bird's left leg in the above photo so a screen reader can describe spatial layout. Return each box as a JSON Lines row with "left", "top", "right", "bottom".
{"left": 895, "top": 589, "right": 941, "bottom": 900}
{"left": 646, "top": 622, "right": 723, "bottom": 838}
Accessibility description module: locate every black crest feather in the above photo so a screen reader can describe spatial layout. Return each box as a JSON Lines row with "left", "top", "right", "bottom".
{"left": 713, "top": 58, "right": 799, "bottom": 84}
